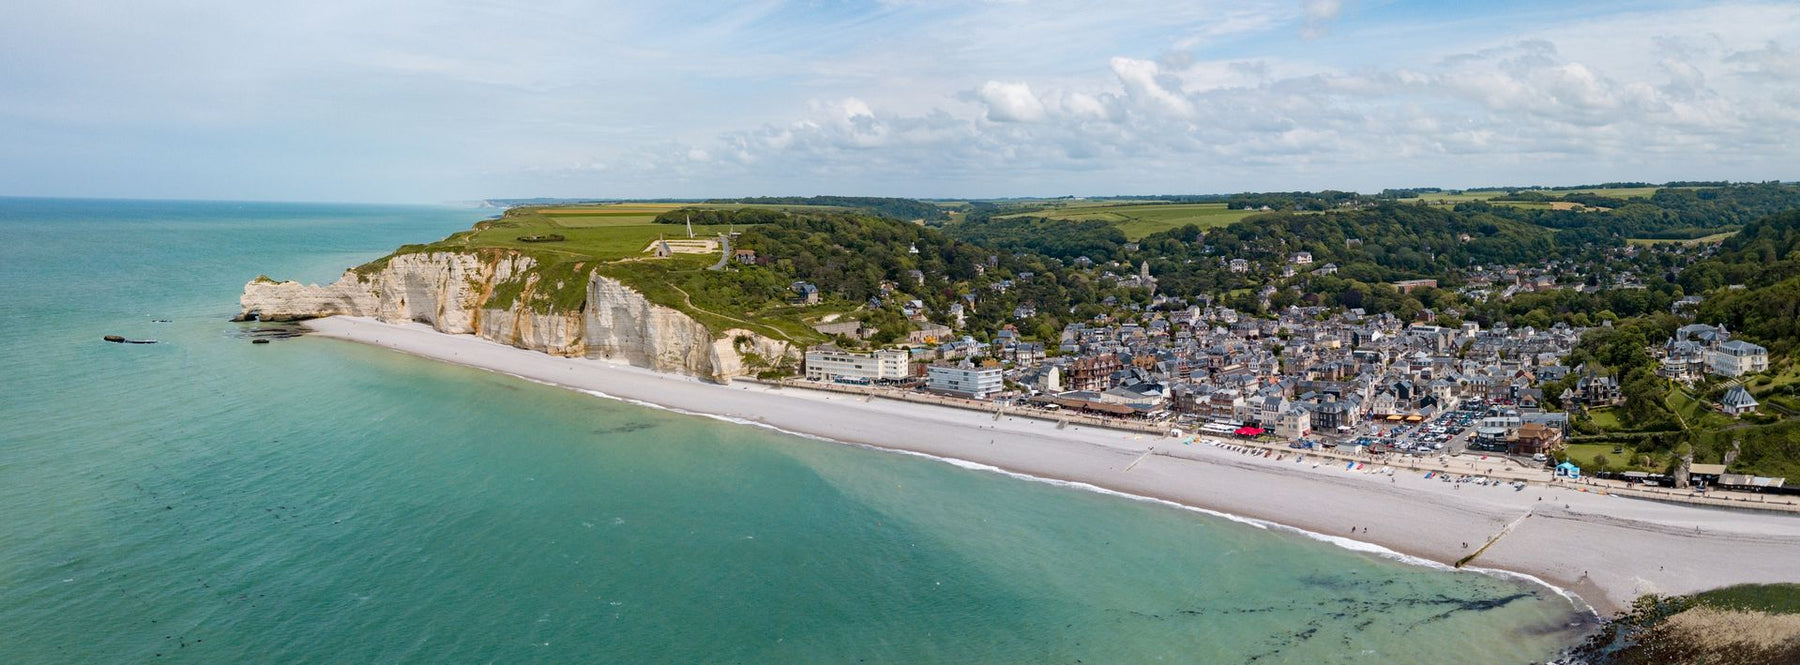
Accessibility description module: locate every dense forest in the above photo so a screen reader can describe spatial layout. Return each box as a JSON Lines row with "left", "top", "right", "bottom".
{"left": 1224, "top": 190, "right": 1364, "bottom": 211}
{"left": 1686, "top": 210, "right": 1800, "bottom": 356}
{"left": 941, "top": 216, "right": 1128, "bottom": 263}
{"left": 705, "top": 186, "right": 1800, "bottom": 336}
{"left": 654, "top": 207, "right": 791, "bottom": 226}
{"left": 1461, "top": 183, "right": 1800, "bottom": 243}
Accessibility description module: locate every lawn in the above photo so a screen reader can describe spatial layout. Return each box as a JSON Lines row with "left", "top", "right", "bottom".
{"left": 999, "top": 202, "right": 1257, "bottom": 239}
{"left": 1563, "top": 442, "right": 1661, "bottom": 472}
{"left": 1666, "top": 388, "right": 1734, "bottom": 430}
{"left": 1749, "top": 364, "right": 1800, "bottom": 396}
{"left": 1586, "top": 408, "right": 1626, "bottom": 431}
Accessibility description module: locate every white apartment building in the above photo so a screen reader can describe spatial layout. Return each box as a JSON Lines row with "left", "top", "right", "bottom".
{"left": 1275, "top": 407, "right": 1311, "bottom": 440}
{"left": 1708, "top": 340, "right": 1769, "bottom": 377}
{"left": 926, "top": 364, "right": 1003, "bottom": 399}
{"left": 805, "top": 346, "right": 911, "bottom": 382}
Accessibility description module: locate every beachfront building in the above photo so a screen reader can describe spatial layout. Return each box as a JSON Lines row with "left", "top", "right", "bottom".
{"left": 926, "top": 363, "right": 1003, "bottom": 399}
{"left": 1511, "top": 422, "right": 1563, "bottom": 456}
{"left": 1275, "top": 407, "right": 1311, "bottom": 440}
{"left": 1067, "top": 354, "right": 1122, "bottom": 392}
{"left": 805, "top": 346, "right": 910, "bottom": 383}
{"left": 1707, "top": 340, "right": 1769, "bottom": 377}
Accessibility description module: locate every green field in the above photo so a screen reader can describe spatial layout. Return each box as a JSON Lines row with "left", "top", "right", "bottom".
{"left": 1563, "top": 442, "right": 1662, "bottom": 472}
{"left": 1748, "top": 363, "right": 1800, "bottom": 397}
{"left": 370, "top": 205, "right": 828, "bottom": 345}
{"left": 1417, "top": 186, "right": 1664, "bottom": 204}
{"left": 1559, "top": 186, "right": 1662, "bottom": 198}
{"left": 1691, "top": 583, "right": 1800, "bottom": 614}
{"left": 1626, "top": 231, "right": 1737, "bottom": 246}
{"left": 418, "top": 208, "right": 678, "bottom": 262}
{"left": 1415, "top": 190, "right": 1511, "bottom": 204}
{"left": 999, "top": 201, "right": 1257, "bottom": 239}
{"left": 1666, "top": 388, "right": 1734, "bottom": 430}
{"left": 1586, "top": 408, "right": 1626, "bottom": 431}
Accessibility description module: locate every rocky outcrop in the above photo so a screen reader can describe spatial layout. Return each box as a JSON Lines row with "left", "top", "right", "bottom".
{"left": 237, "top": 251, "right": 793, "bottom": 381}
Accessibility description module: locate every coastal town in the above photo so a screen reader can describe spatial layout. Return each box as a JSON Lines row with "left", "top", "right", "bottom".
{"left": 790, "top": 255, "right": 1787, "bottom": 498}
{"left": 21, "top": 0, "right": 1800, "bottom": 659}
{"left": 234, "top": 187, "right": 1800, "bottom": 656}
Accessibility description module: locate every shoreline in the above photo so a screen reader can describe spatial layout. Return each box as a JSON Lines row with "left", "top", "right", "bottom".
{"left": 301, "top": 316, "right": 1800, "bottom": 617}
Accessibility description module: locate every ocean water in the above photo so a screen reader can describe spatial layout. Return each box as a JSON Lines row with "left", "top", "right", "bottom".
{"left": 0, "top": 198, "right": 1587, "bottom": 663}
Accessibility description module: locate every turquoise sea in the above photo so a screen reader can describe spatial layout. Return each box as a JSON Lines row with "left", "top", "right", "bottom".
{"left": 0, "top": 198, "right": 1588, "bottom": 663}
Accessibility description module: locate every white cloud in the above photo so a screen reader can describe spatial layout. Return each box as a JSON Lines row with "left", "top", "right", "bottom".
{"left": 1726, "top": 42, "right": 1800, "bottom": 81}
{"left": 978, "top": 81, "right": 1047, "bottom": 122}
{"left": 1, "top": 0, "right": 1796, "bottom": 200}
{"left": 635, "top": 2, "right": 1800, "bottom": 197}
{"left": 1301, "top": 0, "right": 1343, "bottom": 39}
{"left": 1109, "top": 57, "right": 1195, "bottom": 117}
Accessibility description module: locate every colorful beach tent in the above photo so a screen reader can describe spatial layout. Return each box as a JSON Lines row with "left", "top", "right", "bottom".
{"left": 1555, "top": 462, "right": 1581, "bottom": 479}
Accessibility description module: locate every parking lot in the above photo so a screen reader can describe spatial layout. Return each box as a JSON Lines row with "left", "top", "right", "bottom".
{"left": 1353, "top": 401, "right": 1488, "bottom": 457}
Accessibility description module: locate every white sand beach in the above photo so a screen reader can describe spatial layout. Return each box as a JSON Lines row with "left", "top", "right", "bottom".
{"left": 306, "top": 316, "right": 1800, "bottom": 615}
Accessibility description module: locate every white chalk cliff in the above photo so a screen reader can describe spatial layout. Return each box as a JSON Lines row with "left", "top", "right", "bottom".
{"left": 238, "top": 251, "right": 794, "bottom": 381}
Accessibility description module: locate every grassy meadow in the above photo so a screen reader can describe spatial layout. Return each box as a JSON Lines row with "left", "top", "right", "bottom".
{"left": 999, "top": 201, "right": 1257, "bottom": 239}
{"left": 1626, "top": 231, "right": 1737, "bottom": 247}
{"left": 367, "top": 204, "right": 832, "bottom": 344}
{"left": 1416, "top": 186, "right": 1664, "bottom": 204}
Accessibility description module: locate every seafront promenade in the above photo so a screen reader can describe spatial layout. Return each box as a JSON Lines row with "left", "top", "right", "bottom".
{"left": 766, "top": 378, "right": 1800, "bottom": 515}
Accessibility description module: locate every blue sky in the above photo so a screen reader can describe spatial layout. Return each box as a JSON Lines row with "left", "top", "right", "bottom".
{"left": 1, "top": 0, "right": 1795, "bottom": 202}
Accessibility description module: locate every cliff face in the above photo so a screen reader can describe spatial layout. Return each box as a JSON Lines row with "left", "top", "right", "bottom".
{"left": 238, "top": 251, "right": 793, "bottom": 381}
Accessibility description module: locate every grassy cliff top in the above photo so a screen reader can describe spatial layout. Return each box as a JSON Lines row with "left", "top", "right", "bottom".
{"left": 1572, "top": 584, "right": 1800, "bottom": 663}
{"left": 352, "top": 205, "right": 837, "bottom": 344}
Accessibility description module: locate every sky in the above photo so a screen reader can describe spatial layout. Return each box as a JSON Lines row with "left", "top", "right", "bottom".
{"left": 1, "top": 0, "right": 1796, "bottom": 203}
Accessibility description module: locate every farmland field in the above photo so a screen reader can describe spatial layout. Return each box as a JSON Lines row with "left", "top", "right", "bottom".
{"left": 998, "top": 202, "right": 1258, "bottom": 239}
{"left": 1626, "top": 231, "right": 1737, "bottom": 246}
{"left": 1417, "top": 186, "right": 1668, "bottom": 206}
{"left": 426, "top": 208, "right": 683, "bottom": 261}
